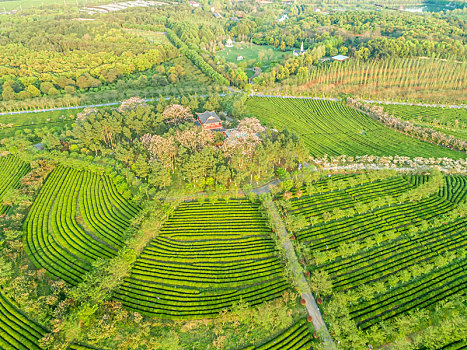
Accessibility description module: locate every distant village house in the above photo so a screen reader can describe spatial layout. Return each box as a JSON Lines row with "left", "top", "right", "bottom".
{"left": 196, "top": 111, "right": 224, "bottom": 132}
{"left": 332, "top": 55, "right": 349, "bottom": 62}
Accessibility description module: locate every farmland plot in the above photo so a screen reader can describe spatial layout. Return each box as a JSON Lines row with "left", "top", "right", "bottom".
{"left": 245, "top": 97, "right": 466, "bottom": 159}
{"left": 240, "top": 318, "right": 314, "bottom": 350}
{"left": 377, "top": 104, "right": 467, "bottom": 142}
{"left": 0, "top": 156, "right": 30, "bottom": 215}
{"left": 24, "top": 166, "right": 139, "bottom": 285}
{"left": 285, "top": 173, "right": 467, "bottom": 334}
{"left": 0, "top": 292, "right": 95, "bottom": 350}
{"left": 114, "top": 199, "right": 289, "bottom": 319}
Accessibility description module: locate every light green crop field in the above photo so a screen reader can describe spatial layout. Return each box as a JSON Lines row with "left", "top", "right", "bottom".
{"left": 378, "top": 104, "right": 467, "bottom": 142}
{"left": 0, "top": 109, "right": 79, "bottom": 139}
{"left": 286, "top": 172, "right": 467, "bottom": 344}
{"left": 217, "top": 43, "right": 286, "bottom": 65}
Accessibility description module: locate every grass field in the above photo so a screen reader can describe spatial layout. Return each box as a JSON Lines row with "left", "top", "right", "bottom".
{"left": 284, "top": 173, "right": 467, "bottom": 345}
{"left": 378, "top": 104, "right": 467, "bottom": 142}
{"left": 24, "top": 166, "right": 139, "bottom": 285}
{"left": 217, "top": 43, "right": 286, "bottom": 68}
{"left": 114, "top": 199, "right": 289, "bottom": 319}
{"left": 245, "top": 97, "right": 467, "bottom": 159}
{"left": 0, "top": 109, "right": 78, "bottom": 140}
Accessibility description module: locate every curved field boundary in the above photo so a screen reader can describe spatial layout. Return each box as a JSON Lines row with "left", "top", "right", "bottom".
{"left": 24, "top": 166, "right": 139, "bottom": 285}
{"left": 292, "top": 175, "right": 455, "bottom": 249}
{"left": 0, "top": 156, "right": 30, "bottom": 215}
{"left": 114, "top": 199, "right": 289, "bottom": 319}
{"left": 240, "top": 319, "right": 314, "bottom": 350}
{"left": 290, "top": 173, "right": 467, "bottom": 335}
{"left": 0, "top": 291, "right": 97, "bottom": 350}
{"left": 245, "top": 97, "right": 466, "bottom": 159}
{"left": 377, "top": 103, "right": 467, "bottom": 141}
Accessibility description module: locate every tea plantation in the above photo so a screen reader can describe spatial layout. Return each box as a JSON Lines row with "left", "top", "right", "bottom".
{"left": 24, "top": 166, "right": 139, "bottom": 284}
{"left": 0, "top": 156, "right": 30, "bottom": 215}
{"left": 284, "top": 172, "right": 467, "bottom": 335}
{"left": 245, "top": 97, "right": 466, "bottom": 159}
{"left": 115, "top": 199, "right": 290, "bottom": 319}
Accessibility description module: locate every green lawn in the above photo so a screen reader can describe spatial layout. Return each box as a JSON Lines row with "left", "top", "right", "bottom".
{"left": 217, "top": 43, "right": 286, "bottom": 66}
{"left": 0, "top": 109, "right": 78, "bottom": 139}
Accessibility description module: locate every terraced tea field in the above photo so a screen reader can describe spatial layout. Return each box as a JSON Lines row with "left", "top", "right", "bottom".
{"left": 286, "top": 173, "right": 467, "bottom": 333}
{"left": 24, "top": 166, "right": 139, "bottom": 285}
{"left": 245, "top": 97, "right": 466, "bottom": 159}
{"left": 241, "top": 319, "right": 314, "bottom": 350}
{"left": 378, "top": 104, "right": 467, "bottom": 141}
{"left": 0, "top": 156, "right": 30, "bottom": 215}
{"left": 114, "top": 199, "right": 289, "bottom": 319}
{"left": 0, "top": 291, "right": 95, "bottom": 350}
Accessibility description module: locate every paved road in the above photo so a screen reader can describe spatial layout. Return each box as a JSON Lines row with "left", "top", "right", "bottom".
{"left": 263, "top": 199, "right": 336, "bottom": 350}
{"left": 2, "top": 93, "right": 465, "bottom": 117}
{"left": 358, "top": 99, "right": 467, "bottom": 109}
{"left": 251, "top": 93, "right": 340, "bottom": 102}
{"left": 0, "top": 94, "right": 226, "bottom": 116}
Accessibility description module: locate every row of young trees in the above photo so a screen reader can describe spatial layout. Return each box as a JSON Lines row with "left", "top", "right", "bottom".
{"left": 166, "top": 27, "right": 230, "bottom": 85}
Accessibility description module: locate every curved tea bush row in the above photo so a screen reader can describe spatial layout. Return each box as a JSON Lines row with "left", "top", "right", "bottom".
{"left": 290, "top": 176, "right": 414, "bottom": 223}
{"left": 290, "top": 175, "right": 454, "bottom": 250}
{"left": 440, "top": 175, "right": 467, "bottom": 204}
{"left": 24, "top": 166, "right": 139, "bottom": 285}
{"left": 115, "top": 199, "right": 289, "bottom": 319}
{"left": 0, "top": 291, "right": 46, "bottom": 350}
{"left": 320, "top": 217, "right": 467, "bottom": 292}
{"left": 349, "top": 259, "right": 467, "bottom": 330}
{"left": 0, "top": 291, "right": 97, "bottom": 350}
{"left": 245, "top": 97, "right": 466, "bottom": 159}
{"left": 378, "top": 104, "right": 467, "bottom": 141}
{"left": 289, "top": 173, "right": 467, "bottom": 335}
{"left": 0, "top": 155, "right": 30, "bottom": 215}
{"left": 240, "top": 319, "right": 314, "bottom": 350}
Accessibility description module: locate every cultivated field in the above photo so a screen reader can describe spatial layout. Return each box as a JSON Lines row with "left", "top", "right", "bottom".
{"left": 240, "top": 319, "right": 314, "bottom": 350}
{"left": 378, "top": 104, "right": 467, "bottom": 142}
{"left": 245, "top": 97, "right": 466, "bottom": 159}
{"left": 0, "top": 292, "right": 95, "bottom": 350}
{"left": 24, "top": 166, "right": 139, "bottom": 284}
{"left": 0, "top": 156, "right": 29, "bottom": 215}
{"left": 114, "top": 199, "right": 289, "bottom": 319}
{"left": 283, "top": 172, "right": 467, "bottom": 339}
